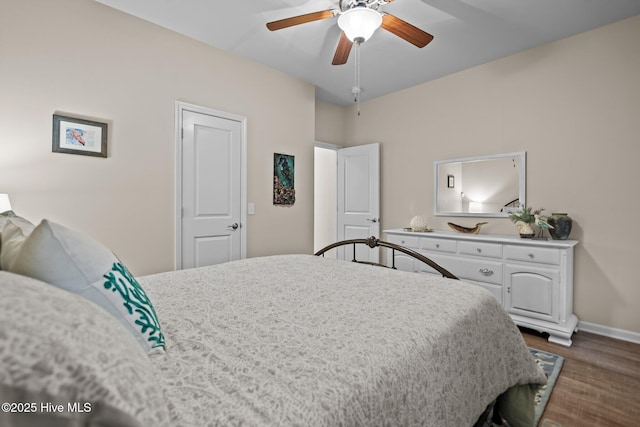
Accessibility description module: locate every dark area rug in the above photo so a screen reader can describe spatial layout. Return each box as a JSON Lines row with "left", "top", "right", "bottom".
{"left": 484, "top": 347, "right": 564, "bottom": 427}
{"left": 528, "top": 348, "right": 563, "bottom": 425}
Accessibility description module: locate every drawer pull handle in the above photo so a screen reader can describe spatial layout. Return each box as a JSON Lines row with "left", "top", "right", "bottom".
{"left": 477, "top": 248, "right": 482, "bottom": 253}
{"left": 435, "top": 244, "right": 440, "bottom": 248}
{"left": 479, "top": 268, "right": 494, "bottom": 277}
{"left": 528, "top": 253, "right": 535, "bottom": 258}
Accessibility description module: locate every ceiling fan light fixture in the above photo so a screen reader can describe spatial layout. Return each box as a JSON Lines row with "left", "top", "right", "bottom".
{"left": 337, "top": 7, "right": 382, "bottom": 42}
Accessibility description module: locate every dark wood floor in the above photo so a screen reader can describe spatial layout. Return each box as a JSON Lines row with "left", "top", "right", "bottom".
{"left": 521, "top": 328, "right": 640, "bottom": 427}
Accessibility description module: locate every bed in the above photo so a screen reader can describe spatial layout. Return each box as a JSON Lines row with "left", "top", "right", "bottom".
{"left": 0, "top": 214, "right": 546, "bottom": 427}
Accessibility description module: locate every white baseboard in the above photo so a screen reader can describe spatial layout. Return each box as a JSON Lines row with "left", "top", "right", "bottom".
{"left": 578, "top": 321, "right": 640, "bottom": 344}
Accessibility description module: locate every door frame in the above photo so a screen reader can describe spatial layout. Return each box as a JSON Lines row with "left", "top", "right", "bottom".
{"left": 174, "top": 101, "right": 247, "bottom": 269}
{"left": 314, "top": 141, "right": 341, "bottom": 254}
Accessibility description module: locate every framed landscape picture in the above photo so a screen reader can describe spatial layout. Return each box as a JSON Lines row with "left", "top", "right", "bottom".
{"left": 52, "top": 114, "right": 108, "bottom": 158}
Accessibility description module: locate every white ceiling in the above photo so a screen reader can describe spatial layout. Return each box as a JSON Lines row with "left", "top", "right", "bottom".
{"left": 96, "top": 0, "right": 640, "bottom": 106}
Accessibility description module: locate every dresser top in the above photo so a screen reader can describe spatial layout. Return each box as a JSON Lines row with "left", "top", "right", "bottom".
{"left": 384, "top": 229, "right": 579, "bottom": 248}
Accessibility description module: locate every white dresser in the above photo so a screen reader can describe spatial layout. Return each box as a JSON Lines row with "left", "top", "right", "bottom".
{"left": 384, "top": 229, "right": 579, "bottom": 346}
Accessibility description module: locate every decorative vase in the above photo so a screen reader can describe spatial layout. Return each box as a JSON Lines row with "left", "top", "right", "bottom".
{"left": 547, "top": 213, "right": 573, "bottom": 240}
{"left": 515, "top": 221, "right": 535, "bottom": 238}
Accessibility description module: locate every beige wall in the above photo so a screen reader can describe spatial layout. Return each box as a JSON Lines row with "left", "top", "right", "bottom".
{"left": 0, "top": 0, "right": 315, "bottom": 275}
{"left": 315, "top": 101, "right": 347, "bottom": 145}
{"left": 318, "top": 15, "right": 640, "bottom": 333}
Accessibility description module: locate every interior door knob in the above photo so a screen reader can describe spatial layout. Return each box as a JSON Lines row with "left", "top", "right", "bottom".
{"left": 228, "top": 223, "right": 239, "bottom": 230}
{"left": 366, "top": 218, "right": 378, "bottom": 223}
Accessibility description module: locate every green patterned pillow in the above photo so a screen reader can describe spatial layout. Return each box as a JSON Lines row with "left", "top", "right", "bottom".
{"left": 4, "top": 219, "right": 164, "bottom": 354}
{"left": 101, "top": 261, "right": 165, "bottom": 350}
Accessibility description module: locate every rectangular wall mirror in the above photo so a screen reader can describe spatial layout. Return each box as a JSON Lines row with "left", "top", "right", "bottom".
{"left": 434, "top": 151, "right": 526, "bottom": 217}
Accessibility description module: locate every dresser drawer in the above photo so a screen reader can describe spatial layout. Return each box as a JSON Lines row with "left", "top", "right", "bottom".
{"left": 418, "top": 253, "right": 503, "bottom": 286}
{"left": 386, "top": 234, "right": 419, "bottom": 249}
{"left": 455, "top": 258, "right": 503, "bottom": 286}
{"left": 459, "top": 241, "right": 502, "bottom": 259}
{"left": 416, "top": 253, "right": 457, "bottom": 276}
{"left": 420, "top": 238, "right": 457, "bottom": 253}
{"left": 505, "top": 245, "right": 560, "bottom": 265}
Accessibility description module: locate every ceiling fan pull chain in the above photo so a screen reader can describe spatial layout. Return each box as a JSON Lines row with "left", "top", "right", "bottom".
{"left": 353, "top": 39, "right": 362, "bottom": 116}
{"left": 353, "top": 40, "right": 360, "bottom": 102}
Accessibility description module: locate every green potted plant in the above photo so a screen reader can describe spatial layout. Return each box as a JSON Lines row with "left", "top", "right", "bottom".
{"left": 509, "top": 206, "right": 553, "bottom": 238}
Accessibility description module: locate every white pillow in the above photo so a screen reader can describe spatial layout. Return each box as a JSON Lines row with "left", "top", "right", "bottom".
{"left": 0, "top": 270, "right": 170, "bottom": 427}
{"left": 0, "top": 213, "right": 35, "bottom": 267}
{"left": 4, "top": 219, "right": 165, "bottom": 354}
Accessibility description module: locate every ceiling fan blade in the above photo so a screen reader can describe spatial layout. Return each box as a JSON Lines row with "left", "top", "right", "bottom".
{"left": 381, "top": 14, "right": 434, "bottom": 48}
{"left": 332, "top": 32, "right": 353, "bottom": 65}
{"left": 266, "top": 10, "right": 335, "bottom": 31}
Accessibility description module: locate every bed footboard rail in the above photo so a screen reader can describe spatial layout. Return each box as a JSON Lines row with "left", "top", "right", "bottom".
{"left": 314, "top": 236, "right": 458, "bottom": 280}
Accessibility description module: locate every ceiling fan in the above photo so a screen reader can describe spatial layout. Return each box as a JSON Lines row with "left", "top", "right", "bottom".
{"left": 266, "top": 0, "right": 434, "bottom": 65}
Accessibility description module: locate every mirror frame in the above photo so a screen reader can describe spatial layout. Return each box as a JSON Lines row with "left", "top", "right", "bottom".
{"left": 434, "top": 151, "right": 526, "bottom": 218}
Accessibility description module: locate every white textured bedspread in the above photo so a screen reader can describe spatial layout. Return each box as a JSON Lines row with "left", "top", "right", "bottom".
{"left": 140, "top": 255, "right": 545, "bottom": 427}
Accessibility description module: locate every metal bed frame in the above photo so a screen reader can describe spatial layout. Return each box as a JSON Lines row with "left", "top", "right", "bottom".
{"left": 314, "top": 236, "right": 458, "bottom": 280}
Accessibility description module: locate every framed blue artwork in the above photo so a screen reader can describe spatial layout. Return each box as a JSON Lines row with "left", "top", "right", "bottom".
{"left": 274, "top": 153, "right": 295, "bottom": 205}
{"left": 52, "top": 114, "right": 108, "bottom": 158}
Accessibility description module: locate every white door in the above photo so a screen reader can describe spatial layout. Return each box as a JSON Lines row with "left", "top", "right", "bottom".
{"left": 336, "top": 143, "right": 380, "bottom": 263}
{"left": 177, "top": 103, "right": 246, "bottom": 269}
